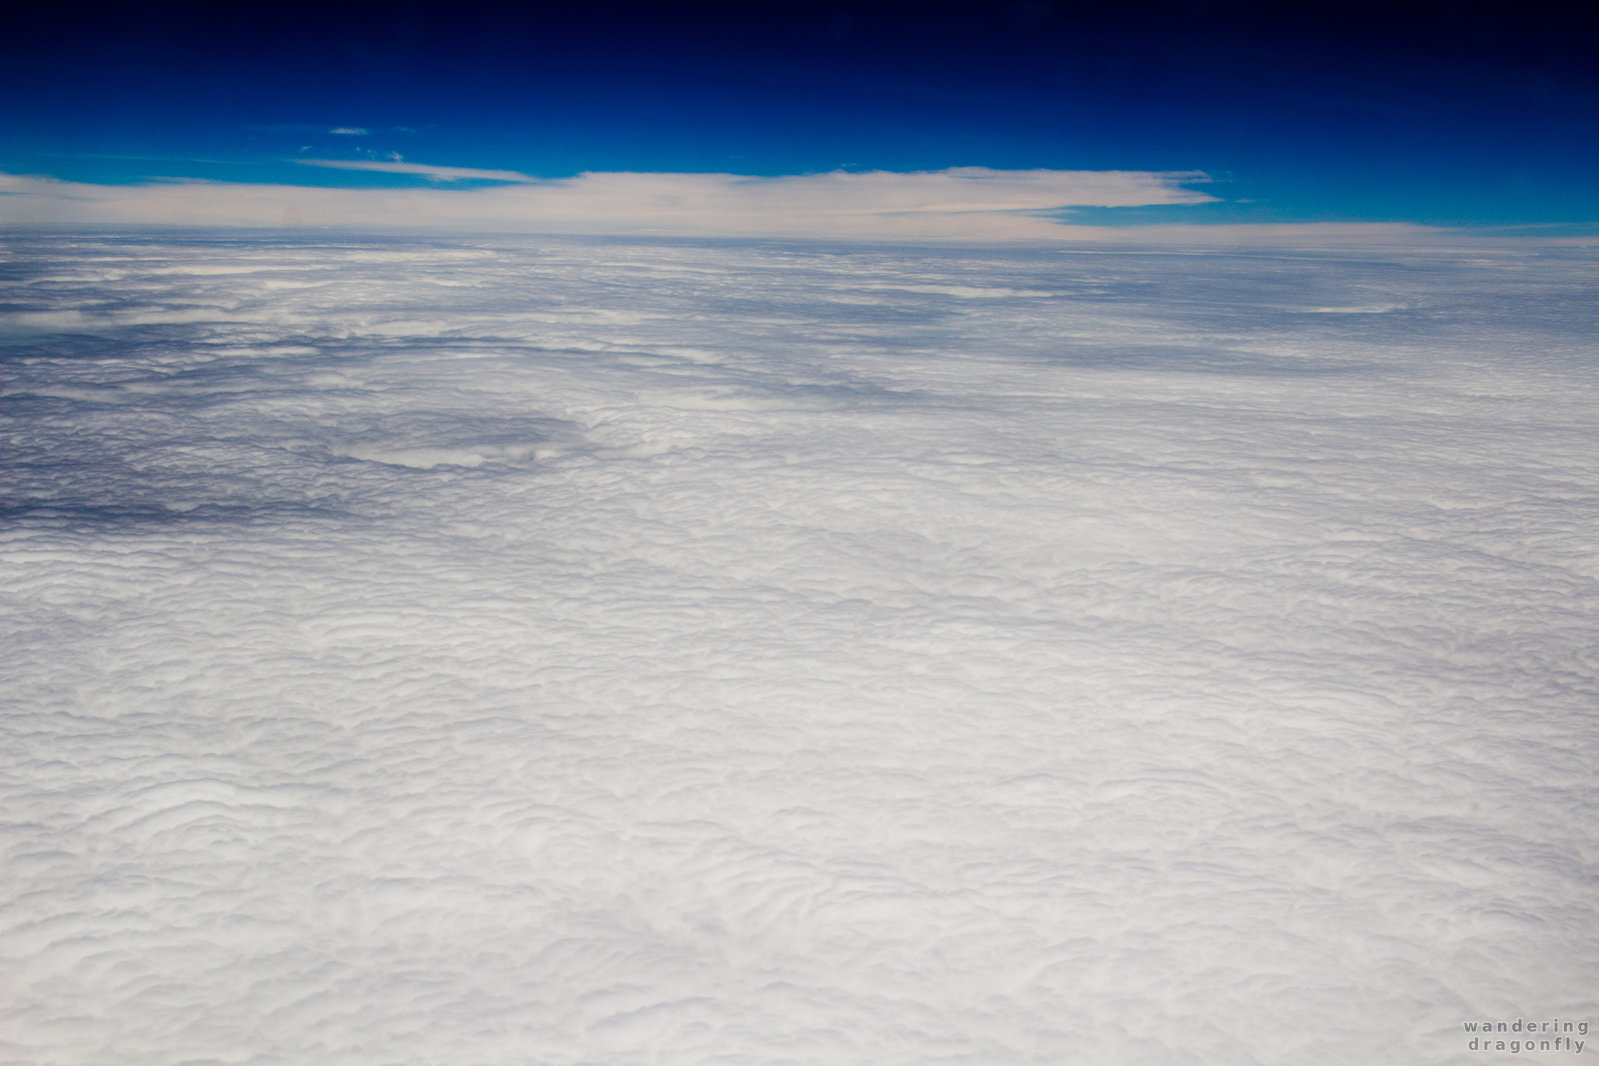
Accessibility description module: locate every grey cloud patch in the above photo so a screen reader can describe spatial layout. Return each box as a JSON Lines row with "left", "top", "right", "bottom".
{"left": 2, "top": 233, "right": 1597, "bottom": 1064}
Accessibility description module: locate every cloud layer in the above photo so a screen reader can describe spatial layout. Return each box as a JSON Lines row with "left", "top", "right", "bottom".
{"left": 3, "top": 233, "right": 1596, "bottom": 1064}
{"left": 1, "top": 166, "right": 1225, "bottom": 239}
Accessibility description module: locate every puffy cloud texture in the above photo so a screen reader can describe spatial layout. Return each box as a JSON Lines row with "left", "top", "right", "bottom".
{"left": 2, "top": 233, "right": 1597, "bottom": 1065}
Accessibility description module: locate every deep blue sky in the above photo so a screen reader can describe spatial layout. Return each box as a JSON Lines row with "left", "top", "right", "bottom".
{"left": 4, "top": 0, "right": 1596, "bottom": 227}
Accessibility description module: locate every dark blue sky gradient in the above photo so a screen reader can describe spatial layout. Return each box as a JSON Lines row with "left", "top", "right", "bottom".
{"left": 4, "top": 0, "right": 1596, "bottom": 226}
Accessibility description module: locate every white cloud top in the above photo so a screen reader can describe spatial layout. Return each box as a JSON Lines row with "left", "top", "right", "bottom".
{"left": 3, "top": 233, "right": 1596, "bottom": 1063}
{"left": 3, "top": 166, "right": 1228, "bottom": 239}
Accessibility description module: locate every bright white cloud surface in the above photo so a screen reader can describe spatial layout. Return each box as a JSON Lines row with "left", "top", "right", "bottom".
{"left": 2, "top": 234, "right": 1596, "bottom": 1065}
{"left": 0, "top": 167, "right": 1216, "bottom": 239}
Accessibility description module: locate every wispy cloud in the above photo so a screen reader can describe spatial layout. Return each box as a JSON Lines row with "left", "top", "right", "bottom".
{"left": 295, "top": 159, "right": 537, "bottom": 183}
{"left": 0, "top": 166, "right": 1430, "bottom": 242}
{"left": 328, "top": 127, "right": 369, "bottom": 136}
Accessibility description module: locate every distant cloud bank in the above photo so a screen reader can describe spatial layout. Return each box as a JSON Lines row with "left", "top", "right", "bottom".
{"left": 0, "top": 166, "right": 1257, "bottom": 240}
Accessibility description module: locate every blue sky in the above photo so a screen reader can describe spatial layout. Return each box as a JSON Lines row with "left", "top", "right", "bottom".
{"left": 3, "top": 0, "right": 1596, "bottom": 232}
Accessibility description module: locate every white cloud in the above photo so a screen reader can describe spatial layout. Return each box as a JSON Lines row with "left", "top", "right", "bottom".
{"left": 328, "top": 126, "right": 369, "bottom": 136}
{"left": 2, "top": 166, "right": 1231, "bottom": 240}
{"left": 3, "top": 233, "right": 1596, "bottom": 1063}
{"left": 295, "top": 158, "right": 538, "bottom": 183}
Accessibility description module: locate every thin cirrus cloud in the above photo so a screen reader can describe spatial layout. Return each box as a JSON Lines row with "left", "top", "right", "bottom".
{"left": 295, "top": 158, "right": 545, "bottom": 183}
{"left": 2, "top": 165, "right": 1228, "bottom": 240}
